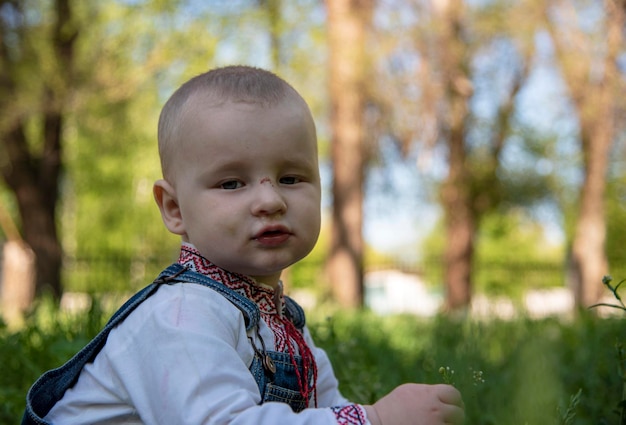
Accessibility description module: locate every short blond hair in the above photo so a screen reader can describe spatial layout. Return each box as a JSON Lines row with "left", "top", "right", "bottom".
{"left": 157, "top": 66, "right": 305, "bottom": 180}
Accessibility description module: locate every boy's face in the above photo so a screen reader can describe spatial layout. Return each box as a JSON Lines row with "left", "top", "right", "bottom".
{"left": 155, "top": 96, "right": 321, "bottom": 288}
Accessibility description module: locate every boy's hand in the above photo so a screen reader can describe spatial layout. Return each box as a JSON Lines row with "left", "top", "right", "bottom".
{"left": 364, "top": 384, "right": 465, "bottom": 425}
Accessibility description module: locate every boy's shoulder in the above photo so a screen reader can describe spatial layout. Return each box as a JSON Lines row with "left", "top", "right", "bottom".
{"left": 128, "top": 281, "right": 252, "bottom": 334}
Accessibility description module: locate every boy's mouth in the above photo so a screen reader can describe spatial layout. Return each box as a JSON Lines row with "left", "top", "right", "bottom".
{"left": 261, "top": 230, "right": 282, "bottom": 236}
{"left": 254, "top": 226, "right": 291, "bottom": 245}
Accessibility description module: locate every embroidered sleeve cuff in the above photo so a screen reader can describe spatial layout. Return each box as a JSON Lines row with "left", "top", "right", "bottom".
{"left": 331, "top": 404, "right": 368, "bottom": 425}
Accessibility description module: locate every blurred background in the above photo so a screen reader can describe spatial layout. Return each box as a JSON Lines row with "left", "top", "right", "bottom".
{"left": 1, "top": 1, "right": 625, "bottom": 423}
{"left": 1, "top": 0, "right": 624, "bottom": 317}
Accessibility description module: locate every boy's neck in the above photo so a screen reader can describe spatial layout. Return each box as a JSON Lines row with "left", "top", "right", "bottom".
{"left": 177, "top": 242, "right": 281, "bottom": 291}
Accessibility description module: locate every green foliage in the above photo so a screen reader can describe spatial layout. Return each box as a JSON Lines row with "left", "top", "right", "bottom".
{"left": 558, "top": 388, "right": 582, "bottom": 425}
{"left": 54, "top": 0, "right": 328, "bottom": 294}
{"left": 1, "top": 300, "right": 623, "bottom": 424}
{"left": 310, "top": 311, "right": 623, "bottom": 425}
{"left": 288, "top": 226, "right": 329, "bottom": 290}
{"left": 477, "top": 210, "right": 562, "bottom": 263}
{"left": 474, "top": 210, "right": 564, "bottom": 297}
{"left": 0, "top": 296, "right": 109, "bottom": 423}
{"left": 421, "top": 210, "right": 564, "bottom": 297}
{"left": 606, "top": 180, "right": 626, "bottom": 280}
{"left": 589, "top": 276, "right": 626, "bottom": 424}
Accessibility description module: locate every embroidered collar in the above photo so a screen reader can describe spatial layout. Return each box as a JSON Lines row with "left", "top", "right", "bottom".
{"left": 177, "top": 243, "right": 318, "bottom": 405}
{"left": 178, "top": 243, "right": 282, "bottom": 317}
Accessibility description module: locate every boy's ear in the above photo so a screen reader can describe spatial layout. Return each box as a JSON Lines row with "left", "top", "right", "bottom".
{"left": 153, "top": 179, "right": 186, "bottom": 236}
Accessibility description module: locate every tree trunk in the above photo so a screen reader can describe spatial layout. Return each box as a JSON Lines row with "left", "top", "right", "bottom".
{"left": 441, "top": 132, "right": 474, "bottom": 310}
{"left": 569, "top": 125, "right": 611, "bottom": 306}
{"left": 546, "top": 0, "right": 623, "bottom": 307}
{"left": 434, "top": 0, "right": 475, "bottom": 310}
{"left": 326, "top": 0, "right": 372, "bottom": 308}
{"left": 0, "top": 0, "right": 77, "bottom": 298}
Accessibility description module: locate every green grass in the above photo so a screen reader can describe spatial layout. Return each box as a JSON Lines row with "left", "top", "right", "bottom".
{"left": 0, "top": 296, "right": 109, "bottom": 423}
{"left": 309, "top": 310, "right": 624, "bottom": 424}
{"left": 1, "top": 300, "right": 623, "bottom": 424}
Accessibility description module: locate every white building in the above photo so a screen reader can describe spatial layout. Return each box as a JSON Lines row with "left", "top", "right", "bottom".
{"left": 365, "top": 269, "right": 442, "bottom": 316}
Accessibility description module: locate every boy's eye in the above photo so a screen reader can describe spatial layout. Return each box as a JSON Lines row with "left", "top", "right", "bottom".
{"left": 279, "top": 176, "right": 301, "bottom": 185}
{"left": 220, "top": 180, "right": 243, "bottom": 190}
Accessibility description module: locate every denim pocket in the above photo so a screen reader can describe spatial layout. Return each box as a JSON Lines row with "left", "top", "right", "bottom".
{"left": 263, "top": 383, "right": 308, "bottom": 412}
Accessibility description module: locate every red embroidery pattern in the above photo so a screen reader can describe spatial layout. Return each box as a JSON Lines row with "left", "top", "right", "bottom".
{"left": 178, "top": 244, "right": 319, "bottom": 405}
{"left": 331, "top": 405, "right": 368, "bottom": 425}
{"left": 178, "top": 244, "right": 287, "bottom": 352}
{"left": 265, "top": 317, "right": 288, "bottom": 351}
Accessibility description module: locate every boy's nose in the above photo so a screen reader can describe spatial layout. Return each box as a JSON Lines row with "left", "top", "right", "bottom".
{"left": 251, "top": 180, "right": 287, "bottom": 217}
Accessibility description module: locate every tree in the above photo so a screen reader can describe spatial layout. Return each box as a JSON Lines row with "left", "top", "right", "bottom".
{"left": 326, "top": 0, "right": 374, "bottom": 308}
{"left": 1, "top": 0, "right": 333, "bottom": 302}
{"left": 0, "top": 0, "right": 78, "bottom": 298}
{"left": 373, "top": 0, "right": 535, "bottom": 310}
{"left": 431, "top": 0, "right": 476, "bottom": 310}
{"left": 544, "top": 0, "right": 625, "bottom": 307}
{"left": 0, "top": 0, "right": 180, "bottom": 298}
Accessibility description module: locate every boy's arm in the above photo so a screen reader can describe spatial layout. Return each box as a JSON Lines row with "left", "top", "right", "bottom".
{"left": 106, "top": 284, "right": 368, "bottom": 425}
{"left": 47, "top": 284, "right": 352, "bottom": 425}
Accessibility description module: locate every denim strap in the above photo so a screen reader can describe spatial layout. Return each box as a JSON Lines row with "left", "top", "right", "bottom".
{"left": 284, "top": 295, "right": 305, "bottom": 329}
{"left": 22, "top": 264, "right": 260, "bottom": 424}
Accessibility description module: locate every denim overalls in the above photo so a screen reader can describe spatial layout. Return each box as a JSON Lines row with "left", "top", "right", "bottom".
{"left": 22, "top": 263, "right": 313, "bottom": 424}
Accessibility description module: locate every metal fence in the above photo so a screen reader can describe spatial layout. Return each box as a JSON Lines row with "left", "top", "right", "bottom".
{"left": 60, "top": 254, "right": 626, "bottom": 295}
